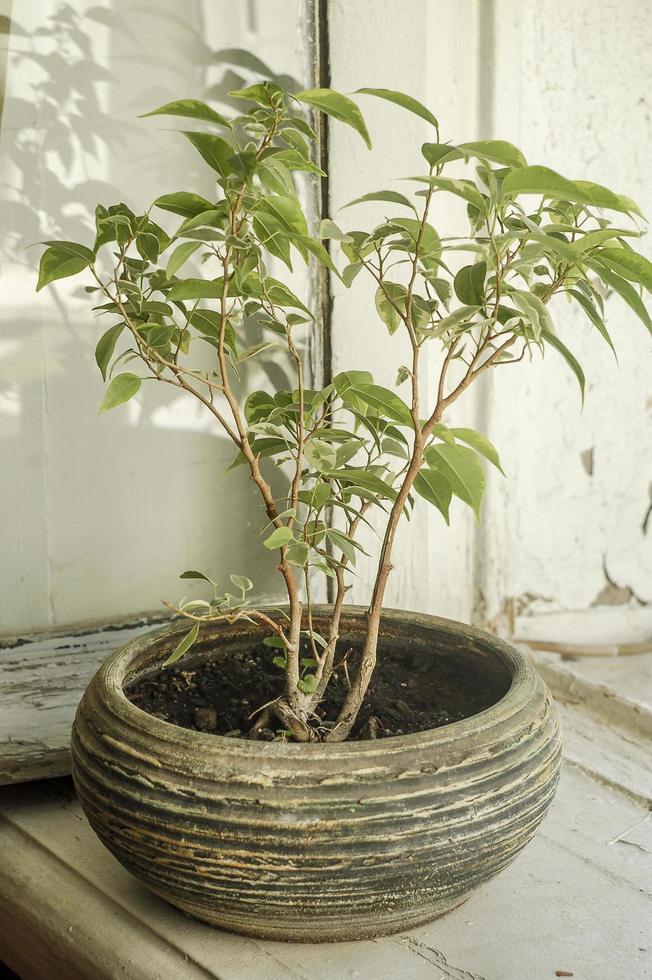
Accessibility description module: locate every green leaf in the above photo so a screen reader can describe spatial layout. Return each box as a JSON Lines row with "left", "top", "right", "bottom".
{"left": 295, "top": 88, "right": 371, "bottom": 148}
{"left": 430, "top": 304, "right": 480, "bottom": 336}
{"left": 319, "top": 218, "right": 350, "bottom": 240}
{"left": 264, "top": 635, "right": 287, "bottom": 650}
{"left": 263, "top": 147, "right": 325, "bottom": 176}
{"left": 141, "top": 99, "right": 230, "bottom": 128}
{"left": 153, "top": 192, "right": 215, "bottom": 218}
{"left": 414, "top": 468, "right": 452, "bottom": 523}
{"left": 98, "top": 373, "right": 141, "bottom": 414}
{"left": 36, "top": 242, "right": 93, "bottom": 290}
{"left": 136, "top": 231, "right": 160, "bottom": 263}
{"left": 541, "top": 327, "right": 585, "bottom": 405}
{"left": 298, "top": 674, "right": 318, "bottom": 694}
{"left": 95, "top": 323, "right": 125, "bottom": 381}
{"left": 458, "top": 140, "right": 527, "bottom": 169}
{"left": 230, "top": 574, "right": 253, "bottom": 592}
{"left": 568, "top": 288, "right": 616, "bottom": 354}
{"left": 180, "top": 570, "right": 214, "bottom": 583}
{"left": 325, "top": 528, "right": 358, "bottom": 565}
{"left": 255, "top": 194, "right": 308, "bottom": 237}
{"left": 447, "top": 427, "right": 504, "bottom": 473}
{"left": 502, "top": 166, "right": 586, "bottom": 203}
{"left": 573, "top": 180, "right": 644, "bottom": 218}
{"left": 413, "top": 176, "right": 485, "bottom": 211}
{"left": 263, "top": 526, "right": 294, "bottom": 550}
{"left": 509, "top": 289, "right": 553, "bottom": 342}
{"left": 421, "top": 143, "right": 463, "bottom": 168}
{"left": 187, "top": 310, "right": 236, "bottom": 356}
{"left": 244, "top": 389, "right": 275, "bottom": 424}
{"left": 454, "top": 261, "right": 487, "bottom": 306}
{"left": 286, "top": 541, "right": 310, "bottom": 566}
{"left": 175, "top": 208, "right": 225, "bottom": 237}
{"left": 292, "top": 234, "right": 342, "bottom": 280}
{"left": 264, "top": 278, "right": 312, "bottom": 317}
{"left": 181, "top": 131, "right": 232, "bottom": 178}
{"left": 574, "top": 228, "right": 641, "bottom": 252}
{"left": 328, "top": 467, "right": 398, "bottom": 500}
{"left": 252, "top": 211, "right": 293, "bottom": 267}
{"left": 333, "top": 370, "right": 373, "bottom": 393}
{"left": 236, "top": 341, "right": 279, "bottom": 364}
{"left": 587, "top": 260, "right": 652, "bottom": 335}
{"left": 142, "top": 323, "right": 173, "bottom": 348}
{"left": 167, "top": 241, "right": 201, "bottom": 278}
{"left": 596, "top": 247, "right": 652, "bottom": 291}
{"left": 304, "top": 482, "right": 331, "bottom": 510}
{"left": 304, "top": 439, "right": 338, "bottom": 472}
{"left": 355, "top": 87, "right": 438, "bottom": 129}
{"left": 375, "top": 282, "right": 406, "bottom": 335}
{"left": 342, "top": 189, "right": 416, "bottom": 212}
{"left": 344, "top": 382, "right": 413, "bottom": 427}
{"left": 427, "top": 443, "right": 486, "bottom": 519}
{"left": 167, "top": 278, "right": 224, "bottom": 301}
{"left": 163, "top": 623, "right": 200, "bottom": 667}
{"left": 228, "top": 82, "right": 283, "bottom": 105}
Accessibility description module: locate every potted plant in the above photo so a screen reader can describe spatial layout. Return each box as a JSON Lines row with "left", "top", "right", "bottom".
{"left": 38, "top": 81, "right": 651, "bottom": 941}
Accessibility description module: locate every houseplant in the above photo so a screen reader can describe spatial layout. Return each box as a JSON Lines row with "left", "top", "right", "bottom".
{"left": 39, "top": 82, "right": 650, "bottom": 940}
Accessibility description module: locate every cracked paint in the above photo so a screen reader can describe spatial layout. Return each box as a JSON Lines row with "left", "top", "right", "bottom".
{"left": 592, "top": 562, "right": 649, "bottom": 608}
{"left": 396, "top": 936, "right": 486, "bottom": 980}
{"left": 477, "top": 0, "right": 652, "bottom": 621}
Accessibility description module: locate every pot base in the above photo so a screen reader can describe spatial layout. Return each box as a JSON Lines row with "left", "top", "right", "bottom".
{"left": 166, "top": 893, "right": 472, "bottom": 943}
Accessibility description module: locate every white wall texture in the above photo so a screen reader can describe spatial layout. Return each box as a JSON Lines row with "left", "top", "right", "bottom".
{"left": 328, "top": 0, "right": 482, "bottom": 624}
{"left": 0, "top": 0, "right": 313, "bottom": 633}
{"left": 479, "top": 0, "right": 652, "bottom": 642}
{"left": 328, "top": 0, "right": 652, "bottom": 641}
{"left": 1, "top": 0, "right": 651, "bottom": 641}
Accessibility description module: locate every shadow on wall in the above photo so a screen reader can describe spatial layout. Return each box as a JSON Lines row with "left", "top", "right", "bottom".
{"left": 0, "top": 1, "right": 309, "bottom": 630}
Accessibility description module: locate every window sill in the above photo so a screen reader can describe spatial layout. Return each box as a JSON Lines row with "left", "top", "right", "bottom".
{"left": 0, "top": 686, "right": 650, "bottom": 980}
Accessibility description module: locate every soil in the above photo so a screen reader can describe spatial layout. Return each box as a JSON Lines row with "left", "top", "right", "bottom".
{"left": 125, "top": 639, "right": 505, "bottom": 741}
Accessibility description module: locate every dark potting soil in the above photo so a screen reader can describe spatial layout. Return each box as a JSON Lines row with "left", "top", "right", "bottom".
{"left": 125, "top": 639, "right": 504, "bottom": 741}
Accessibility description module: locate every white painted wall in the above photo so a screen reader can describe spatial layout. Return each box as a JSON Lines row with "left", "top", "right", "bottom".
{"left": 329, "top": 0, "right": 652, "bottom": 638}
{"left": 0, "top": 0, "right": 313, "bottom": 633}
{"left": 328, "top": 0, "right": 482, "bottom": 623}
{"left": 479, "top": 0, "right": 652, "bottom": 641}
{"left": 2, "top": 0, "right": 650, "bottom": 641}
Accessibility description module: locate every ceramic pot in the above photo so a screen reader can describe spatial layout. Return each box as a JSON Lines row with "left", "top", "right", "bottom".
{"left": 71, "top": 607, "right": 561, "bottom": 942}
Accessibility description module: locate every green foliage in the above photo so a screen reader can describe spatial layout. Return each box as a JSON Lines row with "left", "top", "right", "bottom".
{"left": 35, "top": 78, "right": 651, "bottom": 705}
{"left": 140, "top": 98, "right": 231, "bottom": 128}
{"left": 98, "top": 373, "right": 141, "bottom": 413}
{"left": 355, "top": 87, "right": 438, "bottom": 130}
{"left": 163, "top": 623, "right": 200, "bottom": 667}
{"left": 37, "top": 242, "right": 93, "bottom": 290}
{"left": 294, "top": 88, "right": 371, "bottom": 148}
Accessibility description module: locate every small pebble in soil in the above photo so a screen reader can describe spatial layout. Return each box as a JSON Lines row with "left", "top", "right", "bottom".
{"left": 256, "top": 728, "right": 275, "bottom": 741}
{"left": 194, "top": 707, "right": 217, "bottom": 731}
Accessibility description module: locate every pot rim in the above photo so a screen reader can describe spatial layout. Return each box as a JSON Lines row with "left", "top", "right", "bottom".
{"left": 95, "top": 605, "right": 539, "bottom": 758}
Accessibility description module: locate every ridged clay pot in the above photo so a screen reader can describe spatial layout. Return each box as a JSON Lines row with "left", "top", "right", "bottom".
{"left": 71, "top": 606, "right": 562, "bottom": 942}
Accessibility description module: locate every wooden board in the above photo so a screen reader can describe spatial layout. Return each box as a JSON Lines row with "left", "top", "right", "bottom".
{"left": 0, "top": 616, "right": 166, "bottom": 785}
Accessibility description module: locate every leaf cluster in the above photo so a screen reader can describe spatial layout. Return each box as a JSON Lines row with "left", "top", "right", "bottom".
{"left": 35, "top": 81, "right": 652, "bottom": 709}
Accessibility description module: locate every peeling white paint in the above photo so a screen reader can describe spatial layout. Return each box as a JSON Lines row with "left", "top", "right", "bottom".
{"left": 476, "top": 0, "right": 652, "bottom": 630}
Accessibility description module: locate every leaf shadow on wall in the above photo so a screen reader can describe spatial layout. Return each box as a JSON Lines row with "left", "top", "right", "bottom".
{"left": 0, "top": 2, "right": 307, "bottom": 626}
